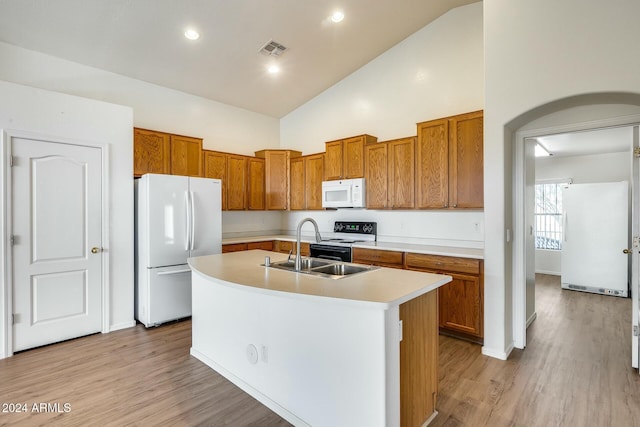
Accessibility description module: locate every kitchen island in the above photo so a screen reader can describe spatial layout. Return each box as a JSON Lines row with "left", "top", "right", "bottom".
{"left": 188, "top": 250, "right": 451, "bottom": 427}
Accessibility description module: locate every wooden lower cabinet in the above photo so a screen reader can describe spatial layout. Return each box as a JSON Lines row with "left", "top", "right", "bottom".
{"left": 399, "top": 289, "right": 438, "bottom": 427}
{"left": 405, "top": 252, "right": 484, "bottom": 343}
{"left": 437, "top": 272, "right": 482, "bottom": 339}
{"left": 222, "top": 241, "right": 274, "bottom": 253}
{"left": 222, "top": 243, "right": 248, "bottom": 253}
{"left": 273, "top": 240, "right": 309, "bottom": 256}
{"left": 247, "top": 241, "right": 273, "bottom": 251}
{"left": 352, "top": 247, "right": 404, "bottom": 268}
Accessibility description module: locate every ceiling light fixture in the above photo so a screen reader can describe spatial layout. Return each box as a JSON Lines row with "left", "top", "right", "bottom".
{"left": 268, "top": 64, "right": 280, "bottom": 74}
{"left": 184, "top": 29, "right": 200, "bottom": 40}
{"left": 331, "top": 11, "right": 345, "bottom": 23}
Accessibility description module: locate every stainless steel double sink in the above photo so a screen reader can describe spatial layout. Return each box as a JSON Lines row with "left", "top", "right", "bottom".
{"left": 264, "top": 257, "right": 378, "bottom": 279}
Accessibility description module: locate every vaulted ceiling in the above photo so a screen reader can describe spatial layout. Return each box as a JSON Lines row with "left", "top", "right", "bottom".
{"left": 0, "top": 0, "right": 478, "bottom": 118}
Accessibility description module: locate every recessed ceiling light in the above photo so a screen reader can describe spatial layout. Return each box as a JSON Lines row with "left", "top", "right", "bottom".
{"left": 184, "top": 29, "right": 200, "bottom": 40}
{"left": 331, "top": 11, "right": 345, "bottom": 23}
{"left": 268, "top": 64, "right": 280, "bottom": 74}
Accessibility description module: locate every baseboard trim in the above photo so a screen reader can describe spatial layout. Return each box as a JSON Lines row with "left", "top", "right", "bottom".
{"left": 107, "top": 320, "right": 136, "bottom": 333}
{"left": 535, "top": 270, "right": 560, "bottom": 276}
{"left": 526, "top": 312, "right": 537, "bottom": 328}
{"left": 423, "top": 410, "right": 439, "bottom": 426}
{"left": 482, "top": 342, "right": 514, "bottom": 360}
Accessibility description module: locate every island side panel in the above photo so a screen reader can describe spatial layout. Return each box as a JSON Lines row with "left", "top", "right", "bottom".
{"left": 190, "top": 272, "right": 396, "bottom": 427}
{"left": 399, "top": 289, "right": 439, "bottom": 427}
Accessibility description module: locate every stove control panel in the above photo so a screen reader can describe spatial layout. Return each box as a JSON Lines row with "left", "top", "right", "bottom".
{"left": 333, "top": 221, "right": 377, "bottom": 236}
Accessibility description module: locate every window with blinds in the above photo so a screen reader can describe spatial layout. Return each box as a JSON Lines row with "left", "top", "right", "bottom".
{"left": 535, "top": 182, "right": 568, "bottom": 250}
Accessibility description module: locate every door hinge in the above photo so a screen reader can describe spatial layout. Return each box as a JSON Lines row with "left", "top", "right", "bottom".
{"left": 634, "top": 236, "right": 640, "bottom": 249}
{"left": 9, "top": 235, "right": 14, "bottom": 246}
{"left": 634, "top": 325, "right": 639, "bottom": 337}
{"left": 634, "top": 147, "right": 640, "bottom": 158}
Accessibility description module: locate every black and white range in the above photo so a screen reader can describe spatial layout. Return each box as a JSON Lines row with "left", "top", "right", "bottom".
{"left": 309, "top": 221, "right": 377, "bottom": 262}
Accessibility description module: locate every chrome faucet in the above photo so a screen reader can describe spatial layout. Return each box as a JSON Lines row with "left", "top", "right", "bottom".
{"left": 295, "top": 217, "right": 322, "bottom": 271}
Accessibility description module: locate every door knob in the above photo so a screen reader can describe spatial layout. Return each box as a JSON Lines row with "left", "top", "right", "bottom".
{"left": 623, "top": 249, "right": 632, "bottom": 254}
{"left": 91, "top": 247, "right": 102, "bottom": 254}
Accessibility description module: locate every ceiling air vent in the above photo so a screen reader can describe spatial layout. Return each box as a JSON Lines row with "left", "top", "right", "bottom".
{"left": 259, "top": 40, "right": 288, "bottom": 57}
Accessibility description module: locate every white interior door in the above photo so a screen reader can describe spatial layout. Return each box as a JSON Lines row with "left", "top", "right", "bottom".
{"left": 11, "top": 137, "right": 103, "bottom": 352}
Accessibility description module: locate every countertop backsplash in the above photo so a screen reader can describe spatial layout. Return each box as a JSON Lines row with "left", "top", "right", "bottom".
{"left": 223, "top": 209, "right": 484, "bottom": 250}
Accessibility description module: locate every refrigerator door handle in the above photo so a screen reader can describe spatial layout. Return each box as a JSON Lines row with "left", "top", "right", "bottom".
{"left": 563, "top": 212, "right": 567, "bottom": 242}
{"left": 185, "top": 191, "right": 192, "bottom": 251}
{"left": 190, "top": 190, "right": 196, "bottom": 251}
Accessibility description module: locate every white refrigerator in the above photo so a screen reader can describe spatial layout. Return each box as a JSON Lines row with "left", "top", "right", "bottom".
{"left": 561, "top": 181, "right": 629, "bottom": 297}
{"left": 135, "top": 173, "right": 222, "bottom": 327}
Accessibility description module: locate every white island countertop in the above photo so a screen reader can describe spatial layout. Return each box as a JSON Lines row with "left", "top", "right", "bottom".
{"left": 188, "top": 249, "right": 451, "bottom": 309}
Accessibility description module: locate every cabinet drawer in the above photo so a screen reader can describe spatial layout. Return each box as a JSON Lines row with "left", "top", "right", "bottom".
{"left": 352, "top": 247, "right": 404, "bottom": 268}
{"left": 222, "top": 243, "right": 248, "bottom": 253}
{"left": 274, "top": 240, "right": 309, "bottom": 256}
{"left": 247, "top": 241, "right": 274, "bottom": 251}
{"left": 405, "top": 253, "right": 480, "bottom": 275}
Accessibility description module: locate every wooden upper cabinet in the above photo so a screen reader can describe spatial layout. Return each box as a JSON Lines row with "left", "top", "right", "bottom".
{"left": 416, "top": 118, "right": 449, "bottom": 208}
{"left": 247, "top": 157, "right": 265, "bottom": 210}
{"left": 289, "top": 156, "right": 305, "bottom": 211}
{"left": 365, "top": 143, "right": 389, "bottom": 209}
{"left": 305, "top": 154, "right": 324, "bottom": 210}
{"left": 256, "top": 149, "right": 302, "bottom": 210}
{"left": 170, "top": 135, "right": 203, "bottom": 177}
{"left": 449, "top": 111, "right": 484, "bottom": 209}
{"left": 365, "top": 137, "right": 414, "bottom": 209}
{"left": 133, "top": 128, "right": 171, "bottom": 176}
{"left": 343, "top": 136, "right": 367, "bottom": 179}
{"left": 388, "top": 137, "right": 415, "bottom": 209}
{"left": 416, "top": 110, "right": 483, "bottom": 209}
{"left": 324, "top": 135, "right": 377, "bottom": 181}
{"left": 290, "top": 154, "right": 324, "bottom": 211}
{"left": 227, "top": 154, "right": 248, "bottom": 210}
{"left": 203, "top": 150, "right": 228, "bottom": 210}
{"left": 324, "top": 141, "right": 343, "bottom": 181}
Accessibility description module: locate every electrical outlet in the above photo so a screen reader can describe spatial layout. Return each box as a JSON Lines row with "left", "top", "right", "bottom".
{"left": 473, "top": 222, "right": 480, "bottom": 232}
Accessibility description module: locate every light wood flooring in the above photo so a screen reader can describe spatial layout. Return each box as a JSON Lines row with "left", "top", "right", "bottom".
{"left": 432, "top": 274, "right": 640, "bottom": 427}
{"left": 1, "top": 274, "right": 639, "bottom": 426}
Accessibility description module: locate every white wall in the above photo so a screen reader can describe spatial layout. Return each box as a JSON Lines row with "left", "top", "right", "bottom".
{"left": 278, "top": 2, "right": 484, "bottom": 246}
{"left": 0, "top": 41, "right": 280, "bottom": 156}
{"left": 484, "top": 0, "right": 640, "bottom": 358}
{"left": 280, "top": 2, "right": 483, "bottom": 153}
{"left": 0, "top": 80, "right": 133, "bottom": 358}
{"left": 535, "top": 151, "right": 631, "bottom": 275}
{"left": 285, "top": 210, "right": 483, "bottom": 248}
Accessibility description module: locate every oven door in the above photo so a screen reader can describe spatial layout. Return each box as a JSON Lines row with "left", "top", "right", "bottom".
{"left": 309, "top": 244, "right": 351, "bottom": 262}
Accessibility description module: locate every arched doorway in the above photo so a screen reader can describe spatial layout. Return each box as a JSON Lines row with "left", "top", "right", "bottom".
{"left": 508, "top": 92, "right": 640, "bottom": 369}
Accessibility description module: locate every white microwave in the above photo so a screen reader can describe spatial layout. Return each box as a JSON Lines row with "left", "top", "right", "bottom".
{"left": 321, "top": 178, "right": 366, "bottom": 208}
